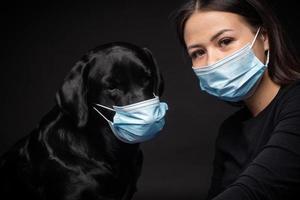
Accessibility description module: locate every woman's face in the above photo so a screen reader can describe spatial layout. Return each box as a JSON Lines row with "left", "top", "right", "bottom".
{"left": 184, "top": 10, "right": 269, "bottom": 67}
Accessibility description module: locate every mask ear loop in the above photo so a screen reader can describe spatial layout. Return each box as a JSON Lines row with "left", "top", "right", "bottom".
{"left": 93, "top": 104, "right": 115, "bottom": 122}
{"left": 250, "top": 27, "right": 270, "bottom": 66}
{"left": 94, "top": 104, "right": 114, "bottom": 111}
{"left": 265, "top": 50, "right": 270, "bottom": 66}
{"left": 250, "top": 27, "right": 261, "bottom": 48}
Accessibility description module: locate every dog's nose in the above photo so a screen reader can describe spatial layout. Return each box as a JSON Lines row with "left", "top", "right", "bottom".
{"left": 125, "top": 91, "right": 153, "bottom": 105}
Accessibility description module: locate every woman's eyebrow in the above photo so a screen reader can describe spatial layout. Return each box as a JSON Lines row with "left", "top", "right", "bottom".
{"left": 210, "top": 29, "right": 234, "bottom": 41}
{"left": 187, "top": 29, "right": 234, "bottom": 51}
{"left": 187, "top": 44, "right": 202, "bottom": 51}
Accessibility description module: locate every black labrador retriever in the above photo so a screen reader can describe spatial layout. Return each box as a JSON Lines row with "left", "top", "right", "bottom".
{"left": 0, "top": 42, "right": 164, "bottom": 200}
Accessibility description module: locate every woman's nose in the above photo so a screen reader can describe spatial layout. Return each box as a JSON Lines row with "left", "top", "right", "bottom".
{"left": 207, "top": 51, "right": 222, "bottom": 66}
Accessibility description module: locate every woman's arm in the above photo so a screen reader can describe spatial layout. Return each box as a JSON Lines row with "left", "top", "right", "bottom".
{"left": 206, "top": 141, "right": 225, "bottom": 199}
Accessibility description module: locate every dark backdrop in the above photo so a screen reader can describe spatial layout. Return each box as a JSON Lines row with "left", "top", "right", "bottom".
{"left": 1, "top": 1, "right": 299, "bottom": 199}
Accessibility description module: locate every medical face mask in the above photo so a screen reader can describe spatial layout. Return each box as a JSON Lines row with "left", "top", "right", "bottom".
{"left": 92, "top": 95, "right": 168, "bottom": 144}
{"left": 192, "top": 27, "right": 269, "bottom": 102}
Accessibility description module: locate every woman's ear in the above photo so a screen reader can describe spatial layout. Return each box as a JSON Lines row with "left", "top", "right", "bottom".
{"left": 56, "top": 59, "right": 90, "bottom": 128}
{"left": 143, "top": 47, "right": 164, "bottom": 97}
{"left": 261, "top": 28, "right": 269, "bottom": 51}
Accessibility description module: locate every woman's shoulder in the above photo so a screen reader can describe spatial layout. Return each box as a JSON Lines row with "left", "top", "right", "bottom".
{"left": 279, "top": 79, "right": 300, "bottom": 98}
{"left": 217, "top": 106, "right": 249, "bottom": 135}
{"left": 218, "top": 80, "right": 300, "bottom": 126}
{"left": 274, "top": 79, "right": 300, "bottom": 117}
{"left": 217, "top": 79, "right": 300, "bottom": 137}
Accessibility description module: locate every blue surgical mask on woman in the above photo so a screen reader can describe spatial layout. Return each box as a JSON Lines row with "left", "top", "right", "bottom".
{"left": 93, "top": 94, "right": 168, "bottom": 144}
{"left": 192, "top": 27, "right": 269, "bottom": 102}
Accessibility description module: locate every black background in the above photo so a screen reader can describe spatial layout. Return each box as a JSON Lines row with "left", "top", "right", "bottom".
{"left": 1, "top": 1, "right": 299, "bottom": 199}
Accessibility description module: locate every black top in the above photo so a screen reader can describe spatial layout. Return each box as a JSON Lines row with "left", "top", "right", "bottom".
{"left": 207, "top": 80, "right": 300, "bottom": 200}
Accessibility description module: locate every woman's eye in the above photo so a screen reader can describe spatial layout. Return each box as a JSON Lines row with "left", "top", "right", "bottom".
{"left": 218, "top": 38, "right": 233, "bottom": 47}
{"left": 190, "top": 49, "right": 205, "bottom": 60}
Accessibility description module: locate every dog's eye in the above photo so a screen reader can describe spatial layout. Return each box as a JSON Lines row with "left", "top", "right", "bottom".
{"left": 106, "top": 88, "right": 122, "bottom": 97}
{"left": 108, "top": 88, "right": 117, "bottom": 92}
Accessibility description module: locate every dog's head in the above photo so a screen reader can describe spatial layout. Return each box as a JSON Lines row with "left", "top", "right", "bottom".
{"left": 55, "top": 42, "right": 164, "bottom": 128}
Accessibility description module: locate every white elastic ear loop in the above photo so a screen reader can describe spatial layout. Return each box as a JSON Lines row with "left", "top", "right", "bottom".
{"left": 265, "top": 50, "right": 270, "bottom": 66}
{"left": 94, "top": 104, "right": 114, "bottom": 111}
{"left": 93, "top": 104, "right": 114, "bottom": 122}
{"left": 249, "top": 27, "right": 269, "bottom": 66}
{"left": 250, "top": 27, "right": 261, "bottom": 48}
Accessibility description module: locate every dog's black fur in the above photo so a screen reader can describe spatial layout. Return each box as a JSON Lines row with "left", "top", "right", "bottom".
{"left": 0, "top": 42, "right": 164, "bottom": 200}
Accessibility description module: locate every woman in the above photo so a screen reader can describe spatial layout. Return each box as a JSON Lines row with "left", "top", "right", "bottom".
{"left": 175, "top": 0, "right": 300, "bottom": 199}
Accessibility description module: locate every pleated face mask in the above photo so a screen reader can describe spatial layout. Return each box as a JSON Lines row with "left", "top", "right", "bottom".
{"left": 93, "top": 94, "right": 168, "bottom": 144}
{"left": 192, "top": 27, "right": 269, "bottom": 102}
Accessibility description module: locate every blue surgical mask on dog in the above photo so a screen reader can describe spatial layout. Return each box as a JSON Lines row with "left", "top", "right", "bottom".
{"left": 192, "top": 27, "right": 269, "bottom": 102}
{"left": 93, "top": 95, "right": 168, "bottom": 144}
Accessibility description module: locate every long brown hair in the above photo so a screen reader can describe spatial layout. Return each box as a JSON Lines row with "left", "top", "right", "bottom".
{"left": 174, "top": 0, "right": 300, "bottom": 85}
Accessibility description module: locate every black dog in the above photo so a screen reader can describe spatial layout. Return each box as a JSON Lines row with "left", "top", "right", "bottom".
{"left": 0, "top": 42, "right": 164, "bottom": 200}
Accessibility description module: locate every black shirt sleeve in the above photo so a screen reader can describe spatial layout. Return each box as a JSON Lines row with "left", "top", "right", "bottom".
{"left": 206, "top": 135, "right": 226, "bottom": 199}
{"left": 211, "top": 88, "right": 300, "bottom": 199}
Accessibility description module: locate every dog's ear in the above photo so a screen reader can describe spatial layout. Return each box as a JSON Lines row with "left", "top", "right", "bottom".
{"left": 56, "top": 59, "right": 90, "bottom": 128}
{"left": 143, "top": 47, "right": 164, "bottom": 96}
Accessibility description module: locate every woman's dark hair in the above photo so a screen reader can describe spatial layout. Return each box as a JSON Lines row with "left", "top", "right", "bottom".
{"left": 174, "top": 0, "right": 300, "bottom": 85}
